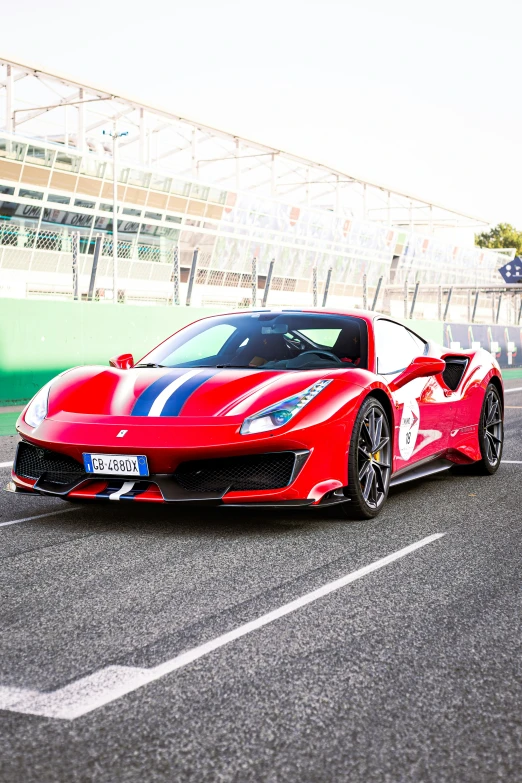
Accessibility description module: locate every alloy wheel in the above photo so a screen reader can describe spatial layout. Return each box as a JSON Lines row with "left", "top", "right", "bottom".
{"left": 357, "top": 405, "right": 392, "bottom": 509}
{"left": 483, "top": 388, "right": 503, "bottom": 467}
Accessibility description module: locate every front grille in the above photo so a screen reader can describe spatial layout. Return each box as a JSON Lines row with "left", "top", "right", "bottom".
{"left": 443, "top": 358, "right": 468, "bottom": 391}
{"left": 173, "top": 452, "right": 297, "bottom": 492}
{"left": 15, "top": 441, "right": 85, "bottom": 486}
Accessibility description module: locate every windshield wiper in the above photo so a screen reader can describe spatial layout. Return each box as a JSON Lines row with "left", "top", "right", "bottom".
{"left": 215, "top": 364, "right": 263, "bottom": 369}
{"left": 134, "top": 363, "right": 167, "bottom": 368}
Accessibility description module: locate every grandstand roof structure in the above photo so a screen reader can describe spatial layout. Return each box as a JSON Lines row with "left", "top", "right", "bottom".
{"left": 0, "top": 55, "right": 490, "bottom": 233}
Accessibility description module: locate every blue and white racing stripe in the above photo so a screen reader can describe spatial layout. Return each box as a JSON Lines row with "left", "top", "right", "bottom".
{"left": 160, "top": 367, "right": 219, "bottom": 416}
{"left": 96, "top": 480, "right": 149, "bottom": 500}
{"left": 131, "top": 368, "right": 219, "bottom": 417}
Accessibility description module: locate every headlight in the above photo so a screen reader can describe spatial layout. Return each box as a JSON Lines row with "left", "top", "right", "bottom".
{"left": 240, "top": 379, "right": 331, "bottom": 435}
{"left": 24, "top": 381, "right": 52, "bottom": 428}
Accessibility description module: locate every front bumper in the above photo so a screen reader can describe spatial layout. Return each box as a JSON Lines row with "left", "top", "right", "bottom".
{"left": 8, "top": 434, "right": 350, "bottom": 507}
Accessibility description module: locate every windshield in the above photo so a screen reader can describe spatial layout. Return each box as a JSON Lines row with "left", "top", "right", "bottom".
{"left": 138, "top": 312, "right": 368, "bottom": 371}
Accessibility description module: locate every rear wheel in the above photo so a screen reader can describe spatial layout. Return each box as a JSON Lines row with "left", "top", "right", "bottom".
{"left": 342, "top": 397, "right": 392, "bottom": 519}
{"left": 475, "top": 383, "right": 503, "bottom": 475}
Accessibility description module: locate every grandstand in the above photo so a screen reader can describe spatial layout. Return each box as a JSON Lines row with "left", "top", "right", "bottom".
{"left": 0, "top": 56, "right": 517, "bottom": 323}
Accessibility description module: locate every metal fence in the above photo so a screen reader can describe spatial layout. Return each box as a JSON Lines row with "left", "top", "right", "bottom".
{"left": 1, "top": 219, "right": 520, "bottom": 324}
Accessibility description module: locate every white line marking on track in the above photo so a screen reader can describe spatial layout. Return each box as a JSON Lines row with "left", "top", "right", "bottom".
{"left": 109, "top": 481, "right": 135, "bottom": 500}
{"left": 148, "top": 369, "right": 201, "bottom": 416}
{"left": 0, "top": 507, "right": 79, "bottom": 528}
{"left": 0, "top": 461, "right": 13, "bottom": 468}
{"left": 505, "top": 386, "right": 522, "bottom": 394}
{"left": 502, "top": 460, "right": 522, "bottom": 464}
{"left": 0, "top": 532, "right": 445, "bottom": 720}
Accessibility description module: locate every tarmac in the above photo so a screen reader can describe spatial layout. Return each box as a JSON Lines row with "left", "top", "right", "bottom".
{"left": 0, "top": 379, "right": 521, "bottom": 782}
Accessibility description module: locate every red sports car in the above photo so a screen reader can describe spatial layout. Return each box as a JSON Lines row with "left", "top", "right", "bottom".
{"left": 8, "top": 309, "right": 504, "bottom": 519}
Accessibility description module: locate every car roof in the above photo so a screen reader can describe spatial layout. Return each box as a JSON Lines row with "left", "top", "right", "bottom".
{"left": 214, "top": 307, "right": 382, "bottom": 327}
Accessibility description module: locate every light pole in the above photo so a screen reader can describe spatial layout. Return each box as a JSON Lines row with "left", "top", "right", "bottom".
{"left": 103, "top": 123, "right": 128, "bottom": 302}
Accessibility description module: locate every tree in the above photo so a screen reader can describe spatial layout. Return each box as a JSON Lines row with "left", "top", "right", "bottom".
{"left": 475, "top": 223, "right": 522, "bottom": 255}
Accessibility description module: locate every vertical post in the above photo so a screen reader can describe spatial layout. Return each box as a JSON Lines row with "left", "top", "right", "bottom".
{"left": 409, "top": 281, "right": 420, "bottom": 319}
{"left": 235, "top": 138, "right": 240, "bottom": 191}
{"left": 6, "top": 64, "right": 13, "bottom": 134}
{"left": 172, "top": 245, "right": 180, "bottom": 306}
{"left": 362, "top": 274, "right": 367, "bottom": 310}
{"left": 322, "top": 268, "right": 332, "bottom": 308}
{"left": 191, "top": 128, "right": 197, "bottom": 180}
{"left": 467, "top": 289, "right": 472, "bottom": 322}
{"left": 185, "top": 248, "right": 198, "bottom": 306}
{"left": 64, "top": 105, "right": 69, "bottom": 148}
{"left": 251, "top": 256, "right": 258, "bottom": 308}
{"left": 403, "top": 279, "right": 409, "bottom": 319}
{"left": 112, "top": 122, "right": 119, "bottom": 302}
{"left": 88, "top": 234, "right": 102, "bottom": 301}
{"left": 312, "top": 267, "right": 318, "bottom": 307}
{"left": 139, "top": 108, "right": 146, "bottom": 166}
{"left": 437, "top": 286, "right": 442, "bottom": 321}
{"left": 72, "top": 232, "right": 79, "bottom": 301}
{"left": 472, "top": 290, "right": 479, "bottom": 323}
{"left": 262, "top": 258, "right": 275, "bottom": 307}
{"left": 518, "top": 296, "right": 522, "bottom": 325}
{"left": 443, "top": 287, "right": 453, "bottom": 321}
{"left": 371, "top": 276, "right": 383, "bottom": 311}
{"left": 78, "top": 88, "right": 85, "bottom": 153}
{"left": 496, "top": 292, "right": 502, "bottom": 324}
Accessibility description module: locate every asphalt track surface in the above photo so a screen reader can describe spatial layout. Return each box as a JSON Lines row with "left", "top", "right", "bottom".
{"left": 1, "top": 381, "right": 522, "bottom": 782}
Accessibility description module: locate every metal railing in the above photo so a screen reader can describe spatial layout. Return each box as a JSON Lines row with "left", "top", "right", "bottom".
{"left": 1, "top": 219, "right": 520, "bottom": 323}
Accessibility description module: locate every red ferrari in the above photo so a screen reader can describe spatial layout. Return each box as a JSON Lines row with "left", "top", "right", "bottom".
{"left": 8, "top": 309, "right": 504, "bottom": 519}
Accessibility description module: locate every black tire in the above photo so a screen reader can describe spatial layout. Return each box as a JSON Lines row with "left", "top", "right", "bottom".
{"left": 341, "top": 396, "right": 392, "bottom": 519}
{"left": 474, "top": 383, "right": 503, "bottom": 475}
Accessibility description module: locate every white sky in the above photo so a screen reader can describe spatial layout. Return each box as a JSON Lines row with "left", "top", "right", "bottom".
{"left": 2, "top": 0, "right": 521, "bottom": 226}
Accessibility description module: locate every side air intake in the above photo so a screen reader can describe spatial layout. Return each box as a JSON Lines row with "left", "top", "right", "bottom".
{"left": 442, "top": 357, "right": 469, "bottom": 391}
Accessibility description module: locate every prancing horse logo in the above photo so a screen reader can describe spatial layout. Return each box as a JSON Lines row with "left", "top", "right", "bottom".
{"left": 117, "top": 430, "right": 128, "bottom": 438}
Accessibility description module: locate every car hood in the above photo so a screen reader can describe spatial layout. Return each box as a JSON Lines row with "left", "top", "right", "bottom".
{"left": 45, "top": 365, "right": 366, "bottom": 420}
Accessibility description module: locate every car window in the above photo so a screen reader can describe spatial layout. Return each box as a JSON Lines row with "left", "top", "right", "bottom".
{"left": 374, "top": 319, "right": 426, "bottom": 374}
{"left": 160, "top": 324, "right": 237, "bottom": 365}
{"left": 139, "top": 313, "right": 368, "bottom": 370}
{"left": 298, "top": 328, "right": 342, "bottom": 347}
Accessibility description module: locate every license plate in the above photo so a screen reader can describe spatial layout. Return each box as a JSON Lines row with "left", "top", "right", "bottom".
{"left": 83, "top": 453, "right": 149, "bottom": 477}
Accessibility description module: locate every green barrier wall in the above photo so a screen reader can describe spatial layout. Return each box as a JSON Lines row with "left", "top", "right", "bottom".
{"left": 0, "top": 299, "right": 221, "bottom": 405}
{"left": 0, "top": 300, "right": 445, "bottom": 406}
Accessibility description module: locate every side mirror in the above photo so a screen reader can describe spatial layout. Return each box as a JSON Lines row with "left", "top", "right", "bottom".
{"left": 109, "top": 353, "right": 134, "bottom": 370}
{"left": 389, "top": 356, "right": 445, "bottom": 392}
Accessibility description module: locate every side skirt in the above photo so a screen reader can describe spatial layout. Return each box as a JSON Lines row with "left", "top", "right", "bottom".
{"left": 389, "top": 458, "right": 453, "bottom": 488}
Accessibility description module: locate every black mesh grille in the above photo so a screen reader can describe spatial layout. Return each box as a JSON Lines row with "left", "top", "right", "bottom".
{"left": 173, "top": 452, "right": 296, "bottom": 492}
{"left": 15, "top": 441, "right": 85, "bottom": 485}
{"left": 443, "top": 358, "right": 468, "bottom": 391}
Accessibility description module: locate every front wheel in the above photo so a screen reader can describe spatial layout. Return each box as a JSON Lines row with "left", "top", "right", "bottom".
{"left": 342, "top": 397, "right": 392, "bottom": 520}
